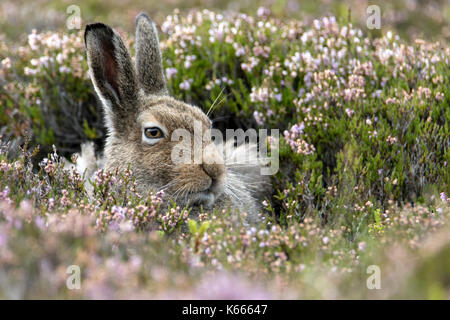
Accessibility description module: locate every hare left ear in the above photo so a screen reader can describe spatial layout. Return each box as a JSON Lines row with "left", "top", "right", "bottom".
{"left": 135, "top": 12, "right": 168, "bottom": 96}
{"left": 84, "top": 22, "right": 138, "bottom": 134}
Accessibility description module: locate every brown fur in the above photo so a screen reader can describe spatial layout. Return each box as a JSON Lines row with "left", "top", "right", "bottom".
{"left": 83, "top": 13, "right": 271, "bottom": 224}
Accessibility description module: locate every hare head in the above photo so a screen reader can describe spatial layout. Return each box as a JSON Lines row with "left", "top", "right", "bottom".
{"left": 84, "top": 13, "right": 227, "bottom": 208}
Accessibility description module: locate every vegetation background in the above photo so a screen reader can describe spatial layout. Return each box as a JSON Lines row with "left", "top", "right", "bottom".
{"left": 0, "top": 0, "right": 449, "bottom": 299}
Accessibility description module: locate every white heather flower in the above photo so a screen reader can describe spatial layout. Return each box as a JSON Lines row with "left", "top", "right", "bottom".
{"left": 313, "top": 19, "right": 321, "bottom": 30}
{"left": 241, "top": 57, "right": 259, "bottom": 72}
{"left": 39, "top": 56, "right": 51, "bottom": 68}
{"left": 44, "top": 33, "right": 62, "bottom": 49}
{"left": 250, "top": 87, "right": 269, "bottom": 103}
{"left": 179, "top": 79, "right": 193, "bottom": 90}
{"left": 56, "top": 53, "right": 65, "bottom": 64}
{"left": 1, "top": 57, "right": 11, "bottom": 69}
{"left": 253, "top": 111, "right": 265, "bottom": 126}
{"left": 184, "top": 55, "right": 196, "bottom": 69}
{"left": 386, "top": 31, "right": 393, "bottom": 40}
{"left": 24, "top": 67, "right": 39, "bottom": 76}
{"left": 234, "top": 46, "right": 245, "bottom": 57}
{"left": 28, "top": 30, "right": 41, "bottom": 50}
{"left": 59, "top": 66, "right": 71, "bottom": 73}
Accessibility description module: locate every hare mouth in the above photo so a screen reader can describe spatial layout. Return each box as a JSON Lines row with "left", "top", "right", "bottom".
{"left": 189, "top": 190, "right": 216, "bottom": 207}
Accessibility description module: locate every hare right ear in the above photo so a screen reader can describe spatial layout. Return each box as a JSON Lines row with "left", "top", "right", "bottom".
{"left": 84, "top": 23, "right": 138, "bottom": 134}
{"left": 135, "top": 12, "right": 168, "bottom": 95}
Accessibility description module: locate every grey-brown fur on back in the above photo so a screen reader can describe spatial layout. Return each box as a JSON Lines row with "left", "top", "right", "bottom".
{"left": 82, "top": 12, "right": 272, "bottom": 224}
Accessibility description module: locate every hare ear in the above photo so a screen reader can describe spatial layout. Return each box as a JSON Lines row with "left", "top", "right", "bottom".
{"left": 84, "top": 23, "right": 138, "bottom": 133}
{"left": 135, "top": 12, "right": 168, "bottom": 95}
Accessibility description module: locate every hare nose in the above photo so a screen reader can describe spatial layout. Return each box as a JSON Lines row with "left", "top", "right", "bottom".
{"left": 202, "top": 145, "right": 225, "bottom": 180}
{"left": 202, "top": 162, "right": 225, "bottom": 180}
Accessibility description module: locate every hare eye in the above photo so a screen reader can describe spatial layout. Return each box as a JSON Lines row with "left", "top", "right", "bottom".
{"left": 144, "top": 127, "right": 163, "bottom": 139}
{"left": 141, "top": 122, "right": 166, "bottom": 145}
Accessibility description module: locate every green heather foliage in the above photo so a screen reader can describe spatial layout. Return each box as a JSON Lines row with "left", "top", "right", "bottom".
{"left": 0, "top": 9, "right": 449, "bottom": 298}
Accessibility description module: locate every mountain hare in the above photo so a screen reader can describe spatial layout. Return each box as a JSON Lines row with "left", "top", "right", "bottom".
{"left": 80, "top": 13, "right": 272, "bottom": 223}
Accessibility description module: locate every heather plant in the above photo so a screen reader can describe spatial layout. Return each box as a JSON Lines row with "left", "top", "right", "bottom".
{"left": 0, "top": 7, "right": 449, "bottom": 299}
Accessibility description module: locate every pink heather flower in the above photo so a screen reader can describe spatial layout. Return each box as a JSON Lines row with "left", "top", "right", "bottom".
{"left": 274, "top": 93, "right": 282, "bottom": 102}
{"left": 59, "top": 66, "right": 71, "bottom": 73}
{"left": 253, "top": 45, "right": 270, "bottom": 58}
{"left": 440, "top": 192, "right": 448, "bottom": 203}
{"left": 283, "top": 123, "right": 315, "bottom": 155}
{"left": 189, "top": 273, "right": 273, "bottom": 299}
{"left": 291, "top": 123, "right": 304, "bottom": 135}
{"left": 165, "top": 67, "right": 177, "bottom": 79}
{"left": 345, "top": 108, "right": 354, "bottom": 117}
{"left": 0, "top": 160, "right": 12, "bottom": 172}
{"left": 435, "top": 92, "right": 444, "bottom": 101}
{"left": 0, "top": 186, "right": 11, "bottom": 200}
{"left": 111, "top": 205, "right": 127, "bottom": 221}
{"left": 257, "top": 7, "right": 270, "bottom": 18}
{"left": 358, "top": 242, "right": 367, "bottom": 251}
{"left": 234, "top": 45, "right": 245, "bottom": 57}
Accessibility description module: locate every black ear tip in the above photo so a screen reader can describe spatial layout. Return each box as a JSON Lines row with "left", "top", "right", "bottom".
{"left": 136, "top": 12, "right": 153, "bottom": 25}
{"left": 84, "top": 22, "right": 114, "bottom": 43}
{"left": 85, "top": 22, "right": 109, "bottom": 33}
